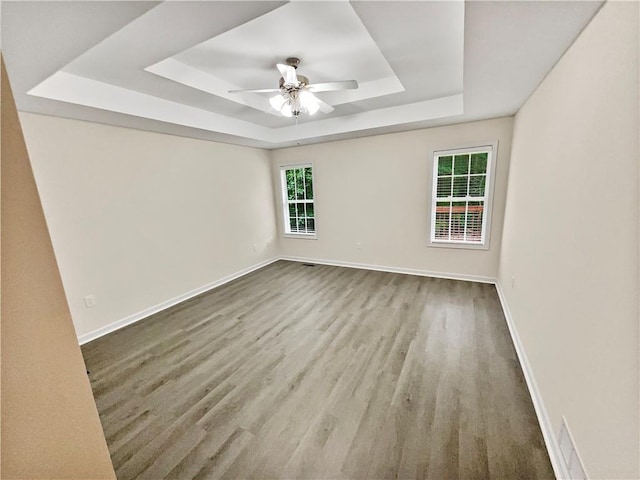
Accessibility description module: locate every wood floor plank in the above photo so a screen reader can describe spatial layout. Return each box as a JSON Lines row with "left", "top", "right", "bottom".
{"left": 82, "top": 260, "right": 554, "bottom": 479}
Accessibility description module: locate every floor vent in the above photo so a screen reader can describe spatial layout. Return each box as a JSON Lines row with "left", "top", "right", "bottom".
{"left": 559, "top": 416, "right": 588, "bottom": 479}
{"left": 302, "top": 263, "right": 316, "bottom": 267}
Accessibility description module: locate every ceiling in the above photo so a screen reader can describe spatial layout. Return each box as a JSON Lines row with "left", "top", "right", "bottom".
{"left": 2, "top": 1, "right": 603, "bottom": 149}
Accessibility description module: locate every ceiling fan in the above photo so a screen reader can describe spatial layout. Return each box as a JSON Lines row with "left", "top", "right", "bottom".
{"left": 228, "top": 57, "right": 358, "bottom": 118}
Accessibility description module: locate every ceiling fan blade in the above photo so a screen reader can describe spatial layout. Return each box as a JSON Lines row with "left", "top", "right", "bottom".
{"left": 314, "top": 96, "right": 334, "bottom": 114}
{"left": 277, "top": 63, "right": 299, "bottom": 86}
{"left": 307, "top": 80, "right": 358, "bottom": 93}
{"left": 228, "top": 88, "right": 281, "bottom": 94}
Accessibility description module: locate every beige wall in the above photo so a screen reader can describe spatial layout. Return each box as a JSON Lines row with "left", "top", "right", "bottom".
{"left": 1, "top": 59, "right": 115, "bottom": 479}
{"left": 497, "top": 2, "right": 639, "bottom": 478}
{"left": 11, "top": 3, "right": 640, "bottom": 475}
{"left": 20, "top": 113, "right": 278, "bottom": 340}
{"left": 272, "top": 117, "right": 513, "bottom": 281}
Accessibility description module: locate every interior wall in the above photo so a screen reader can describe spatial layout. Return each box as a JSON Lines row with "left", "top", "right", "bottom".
{"left": 19, "top": 113, "right": 278, "bottom": 340}
{"left": 497, "top": 1, "right": 639, "bottom": 478}
{"left": 271, "top": 117, "right": 513, "bottom": 281}
{"left": 1, "top": 59, "right": 115, "bottom": 479}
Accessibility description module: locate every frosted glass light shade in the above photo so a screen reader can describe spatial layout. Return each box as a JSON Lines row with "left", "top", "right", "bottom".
{"left": 280, "top": 102, "right": 293, "bottom": 117}
{"left": 299, "top": 91, "right": 320, "bottom": 115}
{"left": 269, "top": 94, "right": 286, "bottom": 110}
{"left": 272, "top": 90, "right": 323, "bottom": 117}
{"left": 306, "top": 101, "right": 319, "bottom": 115}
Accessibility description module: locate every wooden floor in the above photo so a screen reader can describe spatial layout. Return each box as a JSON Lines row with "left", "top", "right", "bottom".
{"left": 82, "top": 260, "right": 554, "bottom": 480}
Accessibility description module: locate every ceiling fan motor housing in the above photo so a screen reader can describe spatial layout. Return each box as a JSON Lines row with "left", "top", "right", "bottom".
{"left": 285, "top": 57, "right": 301, "bottom": 68}
{"left": 279, "top": 75, "right": 309, "bottom": 89}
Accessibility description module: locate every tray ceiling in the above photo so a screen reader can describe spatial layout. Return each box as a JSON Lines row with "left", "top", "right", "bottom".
{"left": 2, "top": 1, "right": 603, "bottom": 149}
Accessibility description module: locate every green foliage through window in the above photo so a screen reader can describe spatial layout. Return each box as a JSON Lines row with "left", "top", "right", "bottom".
{"left": 282, "top": 165, "right": 315, "bottom": 235}
{"left": 432, "top": 148, "right": 491, "bottom": 244}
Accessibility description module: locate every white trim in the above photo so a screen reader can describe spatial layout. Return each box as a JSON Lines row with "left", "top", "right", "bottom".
{"left": 77, "top": 257, "right": 280, "bottom": 345}
{"left": 495, "top": 281, "right": 568, "bottom": 480}
{"left": 428, "top": 142, "right": 498, "bottom": 251}
{"left": 76, "top": 253, "right": 560, "bottom": 480}
{"left": 279, "top": 255, "right": 496, "bottom": 284}
{"left": 283, "top": 233, "right": 317, "bottom": 240}
{"left": 559, "top": 416, "right": 589, "bottom": 479}
{"left": 78, "top": 256, "right": 493, "bottom": 345}
{"left": 427, "top": 240, "right": 489, "bottom": 251}
{"left": 280, "top": 163, "right": 317, "bottom": 237}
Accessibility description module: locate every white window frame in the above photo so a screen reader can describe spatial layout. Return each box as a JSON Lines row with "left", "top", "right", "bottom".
{"left": 427, "top": 142, "right": 498, "bottom": 250}
{"left": 280, "top": 163, "right": 317, "bottom": 239}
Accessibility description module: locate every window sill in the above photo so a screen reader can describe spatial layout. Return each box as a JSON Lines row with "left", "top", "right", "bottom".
{"left": 284, "top": 233, "right": 318, "bottom": 240}
{"left": 427, "top": 240, "right": 489, "bottom": 251}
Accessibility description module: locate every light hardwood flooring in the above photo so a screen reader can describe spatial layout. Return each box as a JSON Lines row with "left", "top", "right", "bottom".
{"left": 82, "top": 260, "right": 554, "bottom": 479}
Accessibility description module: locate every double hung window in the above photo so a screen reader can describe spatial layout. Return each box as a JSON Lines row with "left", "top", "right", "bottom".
{"left": 430, "top": 145, "right": 495, "bottom": 247}
{"left": 281, "top": 164, "right": 316, "bottom": 237}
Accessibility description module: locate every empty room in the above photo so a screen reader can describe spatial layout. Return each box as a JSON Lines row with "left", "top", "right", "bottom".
{"left": 1, "top": 1, "right": 639, "bottom": 479}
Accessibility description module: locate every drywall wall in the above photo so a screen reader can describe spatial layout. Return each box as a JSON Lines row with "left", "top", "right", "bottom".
{"left": 1, "top": 58, "right": 115, "bottom": 479}
{"left": 271, "top": 117, "right": 513, "bottom": 281}
{"left": 19, "top": 113, "right": 278, "bottom": 340}
{"left": 497, "top": 2, "right": 639, "bottom": 478}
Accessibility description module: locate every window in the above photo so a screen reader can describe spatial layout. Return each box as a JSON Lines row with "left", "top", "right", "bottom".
{"left": 280, "top": 164, "right": 316, "bottom": 237}
{"left": 429, "top": 144, "right": 496, "bottom": 248}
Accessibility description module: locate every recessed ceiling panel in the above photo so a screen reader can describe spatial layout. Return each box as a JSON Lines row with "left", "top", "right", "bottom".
{"left": 165, "top": 1, "right": 404, "bottom": 105}
{"left": 3, "top": 1, "right": 602, "bottom": 148}
{"left": 150, "top": 1, "right": 404, "bottom": 111}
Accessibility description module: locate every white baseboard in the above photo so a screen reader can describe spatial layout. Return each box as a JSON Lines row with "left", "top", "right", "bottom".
{"left": 78, "top": 255, "right": 560, "bottom": 478}
{"left": 495, "top": 281, "right": 568, "bottom": 480}
{"left": 279, "top": 255, "right": 496, "bottom": 284}
{"left": 79, "top": 255, "right": 494, "bottom": 345}
{"left": 78, "top": 257, "right": 280, "bottom": 345}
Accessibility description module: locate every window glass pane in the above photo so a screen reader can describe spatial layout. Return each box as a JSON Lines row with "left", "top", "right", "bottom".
{"left": 286, "top": 170, "right": 296, "bottom": 200}
{"left": 307, "top": 219, "right": 315, "bottom": 233}
{"left": 469, "top": 175, "right": 486, "bottom": 197}
{"left": 297, "top": 202, "right": 307, "bottom": 218}
{"left": 434, "top": 201, "right": 451, "bottom": 240}
{"left": 437, "top": 156, "right": 453, "bottom": 175}
{"left": 470, "top": 153, "right": 488, "bottom": 174}
{"left": 452, "top": 176, "right": 468, "bottom": 197}
{"left": 283, "top": 166, "right": 315, "bottom": 235}
{"left": 304, "top": 167, "right": 314, "bottom": 199}
{"left": 431, "top": 149, "right": 490, "bottom": 245}
{"left": 466, "top": 201, "right": 484, "bottom": 242}
{"left": 436, "top": 176, "right": 452, "bottom": 197}
{"left": 295, "top": 169, "right": 305, "bottom": 200}
{"left": 451, "top": 201, "right": 466, "bottom": 241}
{"left": 453, "top": 154, "right": 469, "bottom": 175}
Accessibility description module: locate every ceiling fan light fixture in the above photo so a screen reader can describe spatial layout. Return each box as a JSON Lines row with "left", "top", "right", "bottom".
{"left": 229, "top": 58, "right": 357, "bottom": 119}
{"left": 269, "top": 93, "right": 286, "bottom": 111}
{"left": 306, "top": 101, "right": 320, "bottom": 116}
{"left": 299, "top": 91, "right": 320, "bottom": 115}
{"left": 271, "top": 90, "right": 320, "bottom": 118}
{"left": 281, "top": 102, "right": 293, "bottom": 117}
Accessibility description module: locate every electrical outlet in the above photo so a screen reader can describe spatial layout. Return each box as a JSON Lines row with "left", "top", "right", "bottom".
{"left": 252, "top": 243, "right": 257, "bottom": 252}
{"left": 356, "top": 241, "right": 362, "bottom": 250}
{"left": 83, "top": 295, "right": 96, "bottom": 308}
{"left": 511, "top": 276, "right": 516, "bottom": 288}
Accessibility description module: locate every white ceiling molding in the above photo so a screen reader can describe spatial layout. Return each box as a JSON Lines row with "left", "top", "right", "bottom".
{"left": 145, "top": 58, "right": 282, "bottom": 117}
{"left": 27, "top": 71, "right": 274, "bottom": 142}
{"left": 2, "top": 1, "right": 603, "bottom": 149}
{"left": 28, "top": 71, "right": 462, "bottom": 145}
{"left": 155, "top": 1, "right": 407, "bottom": 108}
{"left": 25, "top": 1, "right": 464, "bottom": 145}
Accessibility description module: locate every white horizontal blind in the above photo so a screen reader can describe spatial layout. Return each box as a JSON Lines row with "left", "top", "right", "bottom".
{"left": 281, "top": 165, "right": 315, "bottom": 235}
{"left": 431, "top": 146, "right": 492, "bottom": 245}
